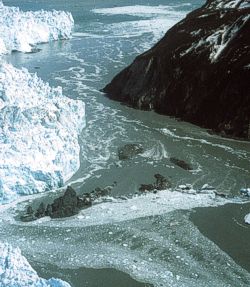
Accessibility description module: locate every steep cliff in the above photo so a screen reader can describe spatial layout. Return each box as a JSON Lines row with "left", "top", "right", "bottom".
{"left": 103, "top": 0, "right": 250, "bottom": 139}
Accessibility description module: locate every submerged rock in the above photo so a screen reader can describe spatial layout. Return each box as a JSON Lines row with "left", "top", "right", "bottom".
{"left": 118, "top": 144, "right": 143, "bottom": 160}
{"left": 170, "top": 157, "right": 192, "bottom": 171}
{"left": 103, "top": 0, "right": 250, "bottom": 139}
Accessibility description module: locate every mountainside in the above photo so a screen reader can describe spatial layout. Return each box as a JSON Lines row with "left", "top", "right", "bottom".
{"left": 103, "top": 0, "right": 250, "bottom": 139}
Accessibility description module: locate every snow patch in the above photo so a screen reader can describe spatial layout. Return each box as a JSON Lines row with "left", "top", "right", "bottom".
{"left": 181, "top": 15, "right": 250, "bottom": 62}
{"left": 0, "top": 1, "right": 74, "bottom": 54}
{"left": 206, "top": 0, "right": 249, "bottom": 9}
{"left": 0, "top": 63, "right": 85, "bottom": 204}
{"left": 0, "top": 242, "right": 71, "bottom": 287}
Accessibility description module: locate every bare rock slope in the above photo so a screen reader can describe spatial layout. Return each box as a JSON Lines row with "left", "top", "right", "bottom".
{"left": 103, "top": 0, "right": 250, "bottom": 139}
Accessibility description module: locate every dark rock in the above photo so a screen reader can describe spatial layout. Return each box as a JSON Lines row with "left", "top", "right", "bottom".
{"left": 170, "top": 157, "right": 192, "bottom": 171}
{"left": 26, "top": 205, "right": 34, "bottom": 215}
{"left": 20, "top": 214, "right": 36, "bottom": 222}
{"left": 139, "top": 174, "right": 171, "bottom": 192}
{"left": 45, "top": 204, "right": 53, "bottom": 217}
{"left": 139, "top": 184, "right": 155, "bottom": 192}
{"left": 35, "top": 202, "right": 45, "bottom": 218}
{"left": 20, "top": 183, "right": 115, "bottom": 222}
{"left": 118, "top": 144, "right": 143, "bottom": 160}
{"left": 103, "top": 0, "right": 250, "bottom": 139}
{"left": 154, "top": 173, "right": 172, "bottom": 189}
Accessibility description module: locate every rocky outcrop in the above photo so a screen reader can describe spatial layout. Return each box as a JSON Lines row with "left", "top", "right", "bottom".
{"left": 20, "top": 184, "right": 115, "bottom": 221}
{"left": 103, "top": 0, "right": 250, "bottom": 139}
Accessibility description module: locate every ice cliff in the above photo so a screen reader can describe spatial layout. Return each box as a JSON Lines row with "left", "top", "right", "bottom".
{"left": 0, "top": 242, "right": 71, "bottom": 287}
{"left": 0, "top": 63, "right": 85, "bottom": 204}
{"left": 0, "top": 3, "right": 85, "bottom": 204}
{"left": 0, "top": 1, "right": 74, "bottom": 54}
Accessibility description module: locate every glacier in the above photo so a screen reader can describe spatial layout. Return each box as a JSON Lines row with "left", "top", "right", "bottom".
{"left": 0, "top": 1, "right": 74, "bottom": 55}
{"left": 0, "top": 63, "right": 85, "bottom": 204}
{"left": 0, "top": 242, "right": 71, "bottom": 287}
{"left": 0, "top": 2, "right": 85, "bottom": 203}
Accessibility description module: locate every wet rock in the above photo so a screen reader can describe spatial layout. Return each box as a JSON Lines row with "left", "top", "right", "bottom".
{"left": 51, "top": 186, "right": 79, "bottom": 218}
{"left": 139, "top": 184, "right": 155, "bottom": 192}
{"left": 27, "top": 205, "right": 34, "bottom": 215}
{"left": 170, "top": 157, "right": 192, "bottom": 171}
{"left": 20, "top": 183, "right": 116, "bottom": 221}
{"left": 139, "top": 174, "right": 171, "bottom": 193}
{"left": 45, "top": 204, "right": 53, "bottom": 217}
{"left": 154, "top": 173, "right": 171, "bottom": 190}
{"left": 35, "top": 202, "right": 45, "bottom": 218}
{"left": 177, "top": 184, "right": 196, "bottom": 194}
{"left": 118, "top": 144, "right": 143, "bottom": 160}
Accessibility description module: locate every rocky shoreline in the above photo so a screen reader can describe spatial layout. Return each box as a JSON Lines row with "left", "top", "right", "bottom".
{"left": 103, "top": 0, "right": 250, "bottom": 139}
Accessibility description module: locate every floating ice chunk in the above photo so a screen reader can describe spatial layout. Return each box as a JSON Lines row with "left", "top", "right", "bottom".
{"left": 0, "top": 63, "right": 85, "bottom": 203}
{"left": 240, "top": 188, "right": 250, "bottom": 196}
{"left": 0, "top": 2, "right": 74, "bottom": 54}
{"left": 0, "top": 242, "right": 71, "bottom": 287}
{"left": 244, "top": 213, "right": 250, "bottom": 224}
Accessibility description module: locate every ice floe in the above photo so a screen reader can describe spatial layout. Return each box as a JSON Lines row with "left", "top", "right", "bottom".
{"left": 244, "top": 213, "right": 250, "bottom": 224}
{"left": 0, "top": 63, "right": 85, "bottom": 204}
{"left": 0, "top": 1, "right": 74, "bottom": 54}
{"left": 92, "top": 5, "right": 186, "bottom": 18}
{"left": 0, "top": 242, "right": 71, "bottom": 287}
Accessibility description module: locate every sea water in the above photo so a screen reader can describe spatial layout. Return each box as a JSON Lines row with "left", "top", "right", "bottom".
{"left": 1, "top": 0, "right": 250, "bottom": 286}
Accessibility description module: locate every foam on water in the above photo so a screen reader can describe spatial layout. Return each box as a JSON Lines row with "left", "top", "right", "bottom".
{"left": 160, "top": 128, "right": 250, "bottom": 159}
{"left": 0, "top": 1, "right": 74, "bottom": 54}
{"left": 92, "top": 5, "right": 188, "bottom": 52}
{"left": 0, "top": 63, "right": 85, "bottom": 203}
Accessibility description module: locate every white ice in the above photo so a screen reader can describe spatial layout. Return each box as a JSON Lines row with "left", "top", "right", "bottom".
{"left": 0, "top": 63, "right": 85, "bottom": 204}
{"left": 0, "top": 1, "right": 74, "bottom": 54}
{"left": 0, "top": 242, "right": 71, "bottom": 287}
{"left": 244, "top": 213, "right": 250, "bottom": 224}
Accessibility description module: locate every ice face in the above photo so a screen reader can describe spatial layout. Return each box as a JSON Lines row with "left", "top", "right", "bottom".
{"left": 0, "top": 63, "right": 85, "bottom": 203}
{"left": 0, "top": 242, "right": 72, "bottom": 287}
{"left": 0, "top": 1, "right": 74, "bottom": 54}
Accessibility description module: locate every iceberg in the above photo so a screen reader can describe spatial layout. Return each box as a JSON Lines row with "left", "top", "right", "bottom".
{"left": 0, "top": 242, "right": 71, "bottom": 287}
{"left": 0, "top": 63, "right": 85, "bottom": 203}
{"left": 0, "top": 1, "right": 74, "bottom": 54}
